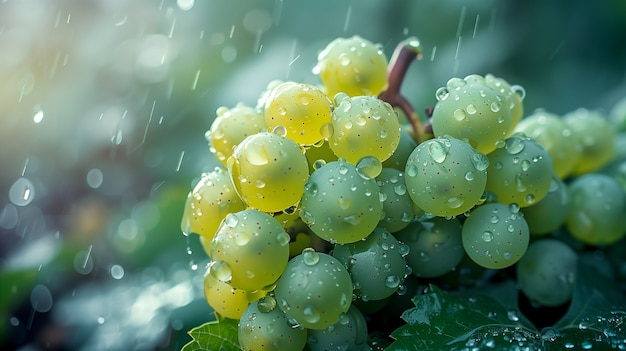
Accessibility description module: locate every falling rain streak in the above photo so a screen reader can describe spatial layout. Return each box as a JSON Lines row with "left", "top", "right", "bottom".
{"left": 344, "top": 6, "right": 352, "bottom": 32}
{"left": 176, "top": 151, "right": 185, "bottom": 171}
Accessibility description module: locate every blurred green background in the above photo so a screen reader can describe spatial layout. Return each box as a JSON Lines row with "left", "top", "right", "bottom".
{"left": 1, "top": 0, "right": 625, "bottom": 350}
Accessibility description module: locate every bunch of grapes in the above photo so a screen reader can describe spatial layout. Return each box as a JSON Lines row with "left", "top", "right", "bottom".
{"left": 181, "top": 35, "right": 626, "bottom": 351}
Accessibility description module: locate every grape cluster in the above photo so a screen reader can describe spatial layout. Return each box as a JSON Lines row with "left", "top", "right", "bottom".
{"left": 181, "top": 35, "right": 626, "bottom": 350}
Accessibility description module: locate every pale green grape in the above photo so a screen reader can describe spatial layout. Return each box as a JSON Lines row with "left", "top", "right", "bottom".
{"left": 404, "top": 135, "right": 489, "bottom": 217}
{"left": 382, "top": 126, "right": 418, "bottom": 171}
{"left": 516, "top": 239, "right": 578, "bottom": 307}
{"left": 376, "top": 168, "right": 414, "bottom": 232}
{"left": 431, "top": 74, "right": 513, "bottom": 154}
{"left": 566, "top": 173, "right": 626, "bottom": 245}
{"left": 395, "top": 217, "right": 464, "bottom": 278}
{"left": 263, "top": 81, "right": 333, "bottom": 145}
{"left": 238, "top": 296, "right": 308, "bottom": 351}
{"left": 228, "top": 131, "right": 309, "bottom": 212}
{"left": 462, "top": 202, "right": 530, "bottom": 269}
{"left": 256, "top": 80, "right": 284, "bottom": 111}
{"left": 329, "top": 94, "right": 401, "bottom": 163}
{"left": 209, "top": 209, "right": 291, "bottom": 291}
{"left": 521, "top": 176, "right": 570, "bottom": 235}
{"left": 609, "top": 96, "right": 626, "bottom": 132}
{"left": 485, "top": 134, "right": 554, "bottom": 207}
{"left": 484, "top": 73, "right": 525, "bottom": 135}
{"left": 332, "top": 227, "right": 408, "bottom": 301}
{"left": 180, "top": 166, "right": 245, "bottom": 241}
{"left": 203, "top": 270, "right": 265, "bottom": 320}
{"left": 206, "top": 103, "right": 267, "bottom": 166}
{"left": 514, "top": 109, "right": 581, "bottom": 179}
{"left": 314, "top": 35, "right": 388, "bottom": 97}
{"left": 306, "top": 305, "right": 369, "bottom": 351}
{"left": 300, "top": 159, "right": 383, "bottom": 244}
{"left": 564, "top": 108, "right": 616, "bottom": 175}
{"left": 275, "top": 249, "right": 353, "bottom": 329}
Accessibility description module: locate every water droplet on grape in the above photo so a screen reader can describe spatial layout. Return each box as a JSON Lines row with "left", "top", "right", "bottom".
{"left": 446, "top": 196, "right": 464, "bottom": 209}
{"left": 471, "top": 153, "right": 489, "bottom": 171}
{"left": 343, "top": 214, "right": 361, "bottom": 225}
{"left": 304, "top": 182, "right": 318, "bottom": 197}
{"left": 246, "top": 144, "right": 270, "bottom": 165}
{"left": 453, "top": 109, "right": 466, "bottom": 121}
{"left": 356, "top": 156, "right": 382, "bottom": 179}
{"left": 465, "top": 171, "right": 475, "bottom": 181}
{"left": 276, "top": 232, "right": 290, "bottom": 246}
{"left": 524, "top": 194, "right": 536, "bottom": 205}
{"left": 338, "top": 197, "right": 351, "bottom": 210}
{"left": 209, "top": 260, "right": 232, "bottom": 282}
{"left": 384, "top": 275, "right": 400, "bottom": 288}
{"left": 394, "top": 184, "right": 407, "bottom": 195}
{"left": 482, "top": 231, "right": 494, "bottom": 242}
{"left": 428, "top": 141, "right": 448, "bottom": 163}
{"left": 225, "top": 213, "right": 239, "bottom": 228}
{"left": 302, "top": 248, "right": 320, "bottom": 266}
{"left": 435, "top": 87, "right": 449, "bottom": 101}
{"left": 505, "top": 137, "right": 525, "bottom": 155}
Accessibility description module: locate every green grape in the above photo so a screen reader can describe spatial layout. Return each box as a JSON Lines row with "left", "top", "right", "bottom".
{"left": 516, "top": 239, "right": 578, "bottom": 307}
{"left": 238, "top": 296, "right": 308, "bottom": 351}
{"left": 306, "top": 305, "right": 369, "bottom": 351}
{"left": 485, "top": 134, "right": 554, "bottom": 207}
{"left": 209, "top": 209, "right": 291, "bottom": 291}
{"left": 206, "top": 103, "right": 267, "bottom": 166}
{"left": 304, "top": 140, "right": 338, "bottom": 174}
{"left": 263, "top": 81, "right": 333, "bottom": 145}
{"left": 566, "top": 173, "right": 626, "bottom": 246}
{"left": 180, "top": 166, "right": 245, "bottom": 241}
{"left": 314, "top": 35, "right": 388, "bottom": 97}
{"left": 274, "top": 249, "right": 353, "bottom": 329}
{"left": 300, "top": 159, "right": 383, "bottom": 244}
{"left": 382, "top": 126, "right": 418, "bottom": 171}
{"left": 328, "top": 94, "right": 401, "bottom": 163}
{"left": 563, "top": 108, "right": 616, "bottom": 175}
{"left": 462, "top": 202, "right": 530, "bottom": 269}
{"left": 609, "top": 96, "right": 626, "bottom": 132}
{"left": 431, "top": 74, "right": 513, "bottom": 154}
{"left": 484, "top": 73, "right": 525, "bottom": 135}
{"left": 203, "top": 270, "right": 265, "bottom": 320}
{"left": 228, "top": 131, "right": 309, "bottom": 212}
{"left": 514, "top": 109, "right": 581, "bottom": 179}
{"left": 404, "top": 135, "right": 489, "bottom": 217}
{"left": 600, "top": 132, "right": 626, "bottom": 192}
{"left": 376, "top": 168, "right": 414, "bottom": 232}
{"left": 332, "top": 227, "right": 409, "bottom": 301}
{"left": 395, "top": 217, "right": 464, "bottom": 278}
{"left": 521, "top": 176, "right": 570, "bottom": 235}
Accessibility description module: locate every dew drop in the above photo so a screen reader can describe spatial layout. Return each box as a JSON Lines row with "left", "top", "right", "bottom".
{"left": 465, "top": 171, "right": 475, "bottom": 181}
{"left": 276, "top": 232, "right": 290, "bottom": 246}
{"left": 257, "top": 296, "right": 277, "bottom": 313}
{"left": 453, "top": 109, "right": 466, "bottom": 121}
{"left": 471, "top": 153, "right": 489, "bottom": 171}
{"left": 338, "top": 197, "right": 351, "bottom": 210}
{"left": 246, "top": 144, "right": 270, "bottom": 165}
{"left": 393, "top": 184, "right": 407, "bottom": 195}
{"left": 524, "top": 194, "right": 536, "bottom": 205}
{"left": 505, "top": 137, "right": 525, "bottom": 155}
{"left": 303, "top": 305, "right": 321, "bottom": 323}
{"left": 343, "top": 214, "right": 361, "bottom": 225}
{"left": 209, "top": 260, "right": 232, "bottom": 282}
{"left": 406, "top": 165, "right": 418, "bottom": 177}
{"left": 356, "top": 156, "right": 382, "bottom": 179}
{"left": 302, "top": 248, "right": 320, "bottom": 266}
{"left": 482, "top": 231, "right": 494, "bottom": 242}
{"left": 428, "top": 141, "right": 448, "bottom": 163}
{"left": 234, "top": 231, "right": 251, "bottom": 246}
{"left": 490, "top": 101, "right": 501, "bottom": 112}
{"left": 272, "top": 125, "right": 287, "bottom": 136}
{"left": 385, "top": 275, "right": 400, "bottom": 289}
{"left": 304, "top": 182, "right": 318, "bottom": 197}
{"left": 224, "top": 213, "right": 239, "bottom": 228}
{"left": 466, "top": 104, "right": 477, "bottom": 114}
{"left": 435, "top": 87, "right": 449, "bottom": 101}
{"left": 446, "top": 196, "right": 464, "bottom": 209}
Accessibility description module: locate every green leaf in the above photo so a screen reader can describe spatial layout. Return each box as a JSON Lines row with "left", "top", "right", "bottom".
{"left": 386, "top": 284, "right": 542, "bottom": 351}
{"left": 181, "top": 317, "right": 241, "bottom": 351}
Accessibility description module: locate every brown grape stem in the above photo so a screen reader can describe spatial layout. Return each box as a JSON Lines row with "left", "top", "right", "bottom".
{"left": 379, "top": 37, "right": 426, "bottom": 143}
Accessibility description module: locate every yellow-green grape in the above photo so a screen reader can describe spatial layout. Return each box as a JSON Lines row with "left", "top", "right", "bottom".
{"left": 431, "top": 75, "right": 513, "bottom": 154}
{"left": 564, "top": 108, "right": 616, "bottom": 175}
{"left": 264, "top": 81, "right": 333, "bottom": 145}
{"left": 609, "top": 96, "right": 626, "bottom": 132}
{"left": 228, "top": 132, "right": 309, "bottom": 212}
{"left": 203, "top": 271, "right": 265, "bottom": 320}
{"left": 404, "top": 136, "right": 489, "bottom": 217}
{"left": 395, "top": 217, "right": 464, "bottom": 278}
{"left": 513, "top": 109, "right": 581, "bottom": 179}
{"left": 206, "top": 103, "right": 267, "bottom": 166}
{"left": 306, "top": 305, "right": 368, "bottom": 351}
{"left": 329, "top": 94, "right": 401, "bottom": 164}
{"left": 566, "top": 173, "right": 626, "bottom": 246}
{"left": 314, "top": 35, "right": 388, "bottom": 97}
{"left": 180, "top": 167, "right": 245, "bottom": 241}
{"left": 238, "top": 297, "right": 308, "bottom": 351}
{"left": 376, "top": 168, "right": 414, "bottom": 233}
{"left": 521, "top": 176, "right": 570, "bottom": 235}
{"left": 275, "top": 249, "right": 353, "bottom": 329}
{"left": 305, "top": 141, "right": 338, "bottom": 174}
{"left": 256, "top": 80, "right": 284, "bottom": 111}
{"left": 516, "top": 239, "right": 577, "bottom": 307}
{"left": 332, "top": 228, "right": 409, "bottom": 301}
{"left": 300, "top": 159, "right": 383, "bottom": 244}
{"left": 382, "top": 126, "right": 418, "bottom": 171}
{"left": 462, "top": 202, "right": 530, "bottom": 269}
{"left": 209, "top": 209, "right": 291, "bottom": 291}
{"left": 484, "top": 74, "right": 525, "bottom": 135}
{"left": 485, "top": 135, "right": 554, "bottom": 207}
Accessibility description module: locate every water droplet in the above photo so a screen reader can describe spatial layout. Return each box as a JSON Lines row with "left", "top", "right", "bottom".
{"left": 394, "top": 184, "right": 407, "bottom": 195}
{"left": 482, "top": 231, "right": 494, "bottom": 242}
{"left": 355, "top": 115, "right": 367, "bottom": 126}
{"left": 246, "top": 144, "right": 270, "bottom": 165}
{"left": 490, "top": 101, "right": 501, "bottom": 112}
{"left": 435, "top": 87, "right": 449, "bottom": 101}
{"left": 466, "top": 104, "right": 477, "bottom": 114}
{"left": 33, "top": 108, "right": 44, "bottom": 124}
{"left": 320, "top": 123, "right": 333, "bottom": 138}
{"left": 302, "top": 248, "right": 320, "bottom": 266}
{"left": 209, "top": 260, "right": 232, "bottom": 282}
{"left": 509, "top": 203, "right": 520, "bottom": 214}
{"left": 276, "top": 232, "right": 290, "bottom": 246}
{"left": 511, "top": 85, "right": 526, "bottom": 100}
{"left": 257, "top": 296, "right": 277, "bottom": 313}
{"left": 515, "top": 174, "right": 527, "bottom": 192}
{"left": 428, "top": 140, "right": 448, "bottom": 163}
{"left": 343, "top": 214, "right": 361, "bottom": 225}
{"left": 524, "top": 194, "right": 536, "bottom": 205}
{"left": 313, "top": 159, "right": 326, "bottom": 170}
{"left": 303, "top": 305, "right": 321, "bottom": 323}
{"left": 490, "top": 215, "right": 499, "bottom": 224}
{"left": 446, "top": 196, "right": 464, "bottom": 209}
{"left": 471, "top": 153, "right": 489, "bottom": 171}
{"left": 234, "top": 231, "right": 251, "bottom": 246}
{"left": 465, "top": 171, "right": 475, "bottom": 181}
{"left": 338, "top": 197, "right": 351, "bottom": 210}
{"left": 385, "top": 275, "right": 400, "bottom": 288}
{"left": 494, "top": 161, "right": 503, "bottom": 170}
{"left": 9, "top": 177, "right": 35, "bottom": 207}
{"left": 503, "top": 251, "right": 512, "bottom": 260}
{"left": 356, "top": 156, "right": 382, "bottom": 179}
{"left": 505, "top": 137, "right": 525, "bottom": 155}
{"left": 407, "top": 165, "right": 418, "bottom": 177}
{"left": 453, "top": 109, "right": 466, "bottom": 121}
{"left": 304, "top": 182, "right": 318, "bottom": 197}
